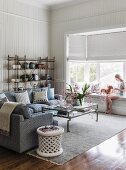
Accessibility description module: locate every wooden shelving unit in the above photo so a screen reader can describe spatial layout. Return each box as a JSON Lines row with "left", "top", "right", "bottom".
{"left": 8, "top": 55, "right": 55, "bottom": 91}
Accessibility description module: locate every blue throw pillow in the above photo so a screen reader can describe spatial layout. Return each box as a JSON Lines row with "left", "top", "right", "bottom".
{"left": 0, "top": 93, "right": 8, "bottom": 102}
{"left": 47, "top": 88, "right": 54, "bottom": 100}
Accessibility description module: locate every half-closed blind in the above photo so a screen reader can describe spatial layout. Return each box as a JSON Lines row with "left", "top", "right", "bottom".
{"left": 87, "top": 32, "right": 126, "bottom": 60}
{"left": 68, "top": 35, "right": 86, "bottom": 61}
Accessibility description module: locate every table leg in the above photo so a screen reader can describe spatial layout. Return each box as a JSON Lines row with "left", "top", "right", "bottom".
{"left": 67, "top": 118, "right": 71, "bottom": 132}
{"left": 96, "top": 105, "right": 98, "bottom": 122}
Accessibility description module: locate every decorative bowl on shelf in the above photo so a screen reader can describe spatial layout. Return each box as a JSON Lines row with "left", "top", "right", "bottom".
{"left": 12, "top": 65, "right": 21, "bottom": 69}
{"left": 18, "top": 87, "right": 24, "bottom": 91}
{"left": 29, "top": 62, "right": 36, "bottom": 69}
{"left": 11, "top": 79, "right": 16, "bottom": 82}
{"left": 15, "top": 79, "right": 20, "bottom": 83}
{"left": 11, "top": 79, "right": 20, "bottom": 83}
{"left": 40, "top": 76, "right": 46, "bottom": 80}
{"left": 47, "top": 75, "right": 52, "bottom": 80}
{"left": 20, "top": 74, "right": 30, "bottom": 82}
{"left": 21, "top": 62, "right": 29, "bottom": 69}
{"left": 37, "top": 64, "right": 46, "bottom": 69}
{"left": 31, "top": 74, "right": 39, "bottom": 81}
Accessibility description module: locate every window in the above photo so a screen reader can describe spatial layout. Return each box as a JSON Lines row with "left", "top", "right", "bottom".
{"left": 66, "top": 28, "right": 126, "bottom": 88}
{"left": 89, "top": 63, "right": 97, "bottom": 83}
{"left": 69, "top": 62, "right": 84, "bottom": 84}
{"left": 68, "top": 62, "right": 97, "bottom": 86}
{"left": 100, "top": 62, "right": 123, "bottom": 87}
{"left": 67, "top": 61, "right": 124, "bottom": 88}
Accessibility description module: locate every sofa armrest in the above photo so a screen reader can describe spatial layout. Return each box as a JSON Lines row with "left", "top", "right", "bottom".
{"left": 0, "top": 114, "right": 24, "bottom": 152}
{"left": 12, "top": 114, "right": 25, "bottom": 122}
{"left": 19, "top": 112, "right": 54, "bottom": 152}
{"left": 0, "top": 112, "right": 55, "bottom": 153}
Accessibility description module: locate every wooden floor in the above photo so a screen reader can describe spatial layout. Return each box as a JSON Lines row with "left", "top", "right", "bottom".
{"left": 1, "top": 129, "right": 126, "bottom": 170}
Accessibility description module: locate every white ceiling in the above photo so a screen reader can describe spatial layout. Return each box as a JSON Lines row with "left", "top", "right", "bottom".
{"left": 17, "top": 0, "right": 91, "bottom": 10}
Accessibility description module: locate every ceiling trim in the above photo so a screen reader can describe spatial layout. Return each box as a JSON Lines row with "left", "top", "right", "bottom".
{"left": 16, "top": 0, "right": 92, "bottom": 10}
{"left": 16, "top": 0, "right": 49, "bottom": 9}
{"left": 50, "top": 0, "right": 91, "bottom": 10}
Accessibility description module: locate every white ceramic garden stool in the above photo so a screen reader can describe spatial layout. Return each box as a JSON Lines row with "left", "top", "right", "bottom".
{"left": 37, "top": 126, "right": 64, "bottom": 157}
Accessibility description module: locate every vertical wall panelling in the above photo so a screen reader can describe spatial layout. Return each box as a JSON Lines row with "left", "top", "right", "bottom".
{"left": 0, "top": 0, "right": 50, "bottom": 91}
{"left": 0, "top": 24, "right": 3, "bottom": 92}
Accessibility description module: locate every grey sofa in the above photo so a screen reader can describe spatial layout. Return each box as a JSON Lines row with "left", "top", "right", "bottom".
{"left": 0, "top": 89, "right": 58, "bottom": 153}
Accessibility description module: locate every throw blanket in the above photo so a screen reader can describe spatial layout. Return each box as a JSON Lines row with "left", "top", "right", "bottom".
{"left": 0, "top": 102, "right": 19, "bottom": 136}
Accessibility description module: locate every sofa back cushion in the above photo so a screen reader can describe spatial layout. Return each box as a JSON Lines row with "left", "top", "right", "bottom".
{"left": 47, "top": 88, "right": 54, "bottom": 100}
{"left": 0, "top": 93, "right": 9, "bottom": 102}
{"left": 4, "top": 92, "right": 16, "bottom": 102}
{"left": 15, "top": 91, "right": 31, "bottom": 104}
{"left": 26, "top": 89, "right": 33, "bottom": 103}
{"left": 33, "top": 90, "right": 48, "bottom": 104}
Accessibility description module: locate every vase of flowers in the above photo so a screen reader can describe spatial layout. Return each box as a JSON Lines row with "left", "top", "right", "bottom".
{"left": 65, "top": 83, "right": 90, "bottom": 106}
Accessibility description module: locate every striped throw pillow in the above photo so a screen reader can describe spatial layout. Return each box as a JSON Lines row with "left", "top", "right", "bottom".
{"left": 15, "top": 91, "right": 30, "bottom": 104}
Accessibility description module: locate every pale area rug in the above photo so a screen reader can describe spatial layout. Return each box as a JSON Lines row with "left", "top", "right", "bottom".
{"left": 27, "top": 113, "right": 126, "bottom": 165}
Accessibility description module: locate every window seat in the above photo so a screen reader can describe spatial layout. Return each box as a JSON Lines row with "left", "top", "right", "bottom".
{"left": 85, "top": 93, "right": 126, "bottom": 115}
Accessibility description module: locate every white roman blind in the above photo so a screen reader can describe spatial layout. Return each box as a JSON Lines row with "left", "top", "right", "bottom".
{"left": 87, "top": 31, "right": 126, "bottom": 61}
{"left": 68, "top": 35, "right": 86, "bottom": 61}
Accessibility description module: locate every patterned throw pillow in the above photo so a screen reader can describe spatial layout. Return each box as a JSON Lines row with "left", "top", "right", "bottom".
{"left": 15, "top": 91, "right": 31, "bottom": 104}
{"left": 33, "top": 90, "right": 48, "bottom": 103}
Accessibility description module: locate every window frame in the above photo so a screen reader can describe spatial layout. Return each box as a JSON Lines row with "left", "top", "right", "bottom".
{"left": 67, "top": 60, "right": 126, "bottom": 85}
{"left": 66, "top": 29, "right": 126, "bottom": 87}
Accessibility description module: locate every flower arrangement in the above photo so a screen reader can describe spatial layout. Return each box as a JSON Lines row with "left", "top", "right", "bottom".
{"left": 65, "top": 83, "right": 90, "bottom": 105}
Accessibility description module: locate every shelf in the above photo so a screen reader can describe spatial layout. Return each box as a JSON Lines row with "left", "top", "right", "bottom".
{"left": 17, "top": 59, "right": 54, "bottom": 62}
{"left": 8, "top": 55, "right": 55, "bottom": 91}
{"left": 9, "top": 79, "right": 54, "bottom": 83}
{"left": 9, "top": 68, "right": 54, "bottom": 71}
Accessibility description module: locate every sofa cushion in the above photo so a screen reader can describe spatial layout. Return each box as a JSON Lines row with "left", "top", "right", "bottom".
{"left": 47, "top": 88, "right": 54, "bottom": 100}
{"left": 13, "top": 104, "right": 33, "bottom": 119}
{"left": 29, "top": 88, "right": 42, "bottom": 103}
{"left": 33, "top": 90, "right": 48, "bottom": 104}
{"left": 29, "top": 111, "right": 52, "bottom": 118}
{"left": 15, "top": 91, "right": 31, "bottom": 104}
{"left": 4, "top": 92, "right": 16, "bottom": 102}
{"left": 48, "top": 99, "right": 63, "bottom": 106}
{"left": 27, "top": 104, "right": 48, "bottom": 113}
{"left": 26, "top": 89, "right": 33, "bottom": 103}
{"left": 0, "top": 93, "right": 9, "bottom": 102}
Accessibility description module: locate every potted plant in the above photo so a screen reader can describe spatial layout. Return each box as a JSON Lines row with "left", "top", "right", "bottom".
{"left": 76, "top": 83, "right": 90, "bottom": 105}
{"left": 65, "top": 83, "right": 90, "bottom": 106}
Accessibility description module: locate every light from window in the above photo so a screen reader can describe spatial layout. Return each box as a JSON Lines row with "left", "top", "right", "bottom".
{"left": 68, "top": 62, "right": 124, "bottom": 88}
{"left": 69, "top": 62, "right": 84, "bottom": 84}
{"left": 89, "top": 63, "right": 97, "bottom": 83}
{"left": 100, "top": 62, "right": 123, "bottom": 87}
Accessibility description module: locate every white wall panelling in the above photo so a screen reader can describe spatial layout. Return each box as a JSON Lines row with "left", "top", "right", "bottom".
{"left": 1, "top": 0, "right": 126, "bottom": 92}
{"left": 51, "top": 0, "right": 126, "bottom": 92}
{"left": 0, "top": 0, "right": 50, "bottom": 91}
{"left": 55, "top": 79, "right": 65, "bottom": 94}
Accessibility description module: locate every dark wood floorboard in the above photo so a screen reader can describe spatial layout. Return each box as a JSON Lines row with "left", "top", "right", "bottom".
{"left": 1, "top": 129, "right": 126, "bottom": 170}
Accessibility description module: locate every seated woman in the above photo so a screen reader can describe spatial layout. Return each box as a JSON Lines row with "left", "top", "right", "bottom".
{"left": 104, "top": 74, "right": 125, "bottom": 114}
